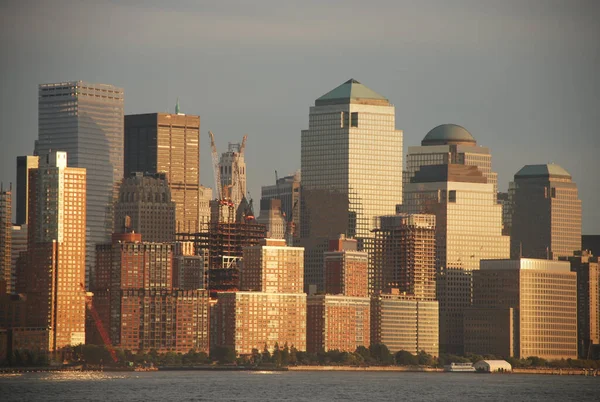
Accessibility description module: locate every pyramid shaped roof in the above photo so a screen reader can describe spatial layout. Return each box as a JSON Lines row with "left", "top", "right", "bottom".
{"left": 315, "top": 79, "right": 390, "bottom": 106}
{"left": 515, "top": 164, "right": 572, "bottom": 179}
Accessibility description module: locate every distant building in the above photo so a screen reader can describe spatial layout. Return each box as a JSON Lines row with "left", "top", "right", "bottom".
{"left": 300, "top": 79, "right": 403, "bottom": 293}
{"left": 510, "top": 164, "right": 581, "bottom": 260}
{"left": 173, "top": 243, "right": 208, "bottom": 291}
{"left": 404, "top": 124, "right": 498, "bottom": 194}
{"left": 323, "top": 235, "right": 368, "bottom": 298}
{"left": 256, "top": 199, "right": 286, "bottom": 240}
{"left": 372, "top": 214, "right": 436, "bottom": 300}
{"left": 564, "top": 251, "right": 600, "bottom": 359}
{"left": 215, "top": 239, "right": 307, "bottom": 354}
{"left": 464, "top": 258, "right": 577, "bottom": 360}
{"left": 218, "top": 138, "right": 247, "bottom": 215}
{"left": 114, "top": 172, "right": 176, "bottom": 243}
{"left": 24, "top": 151, "right": 87, "bottom": 351}
{"left": 10, "top": 225, "right": 28, "bottom": 295}
{"left": 497, "top": 182, "right": 515, "bottom": 236}
{"left": 92, "top": 231, "right": 209, "bottom": 353}
{"left": 0, "top": 186, "right": 11, "bottom": 294}
{"left": 399, "top": 162, "right": 509, "bottom": 354}
{"left": 371, "top": 290, "right": 439, "bottom": 356}
{"left": 125, "top": 112, "right": 210, "bottom": 234}
{"left": 260, "top": 170, "right": 301, "bottom": 243}
{"left": 15, "top": 155, "right": 39, "bottom": 226}
{"left": 36, "top": 81, "right": 124, "bottom": 287}
{"left": 307, "top": 295, "right": 370, "bottom": 353}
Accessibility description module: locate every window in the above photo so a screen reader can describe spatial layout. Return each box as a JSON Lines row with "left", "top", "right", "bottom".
{"left": 351, "top": 112, "right": 358, "bottom": 127}
{"left": 448, "top": 190, "right": 456, "bottom": 203}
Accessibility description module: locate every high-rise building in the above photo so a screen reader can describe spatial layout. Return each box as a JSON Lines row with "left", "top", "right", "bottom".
{"left": 307, "top": 295, "right": 370, "bottom": 353}
{"left": 25, "top": 151, "right": 87, "bottom": 351}
{"left": 399, "top": 162, "right": 509, "bottom": 354}
{"left": 372, "top": 214, "right": 436, "bottom": 299}
{"left": 215, "top": 239, "right": 307, "bottom": 354}
{"left": 0, "top": 186, "right": 11, "bottom": 294}
{"left": 565, "top": 251, "right": 600, "bottom": 359}
{"left": 114, "top": 172, "right": 176, "bottom": 243}
{"left": 323, "top": 235, "right": 368, "bottom": 298}
{"left": 16, "top": 155, "right": 39, "bottom": 226}
{"left": 300, "top": 79, "right": 403, "bottom": 292}
{"left": 36, "top": 81, "right": 124, "bottom": 287}
{"left": 93, "top": 231, "right": 209, "bottom": 354}
{"left": 510, "top": 164, "right": 581, "bottom": 260}
{"left": 240, "top": 238, "right": 304, "bottom": 294}
{"left": 404, "top": 124, "right": 498, "bottom": 194}
{"left": 260, "top": 170, "right": 301, "bottom": 243}
{"left": 218, "top": 138, "right": 247, "bottom": 214}
{"left": 464, "top": 258, "right": 577, "bottom": 360}
{"left": 10, "top": 225, "right": 28, "bottom": 295}
{"left": 256, "top": 199, "right": 286, "bottom": 240}
{"left": 125, "top": 112, "right": 210, "bottom": 234}
{"left": 371, "top": 290, "right": 439, "bottom": 356}
{"left": 496, "top": 182, "right": 515, "bottom": 236}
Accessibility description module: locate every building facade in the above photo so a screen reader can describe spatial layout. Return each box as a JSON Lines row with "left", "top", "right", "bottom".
{"left": 16, "top": 155, "right": 39, "bottom": 226}
{"left": 510, "top": 164, "right": 581, "bottom": 260}
{"left": 566, "top": 251, "right": 600, "bottom": 359}
{"left": 371, "top": 291, "right": 439, "bottom": 356}
{"left": 323, "top": 235, "right": 368, "bottom": 298}
{"left": 0, "top": 187, "right": 11, "bottom": 294}
{"left": 114, "top": 172, "right": 176, "bottom": 243}
{"left": 372, "top": 214, "right": 436, "bottom": 299}
{"left": 260, "top": 170, "right": 301, "bottom": 244}
{"left": 25, "top": 151, "right": 87, "bottom": 351}
{"left": 404, "top": 124, "right": 498, "bottom": 194}
{"left": 125, "top": 112, "right": 210, "bottom": 234}
{"left": 307, "top": 295, "right": 370, "bottom": 353}
{"left": 399, "top": 163, "right": 509, "bottom": 354}
{"left": 300, "top": 79, "right": 403, "bottom": 292}
{"left": 218, "top": 138, "right": 247, "bottom": 214}
{"left": 256, "top": 199, "right": 286, "bottom": 240}
{"left": 36, "top": 81, "right": 124, "bottom": 287}
{"left": 464, "top": 259, "right": 578, "bottom": 360}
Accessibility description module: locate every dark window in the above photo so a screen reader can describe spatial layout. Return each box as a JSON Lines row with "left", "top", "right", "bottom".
{"left": 351, "top": 112, "right": 358, "bottom": 127}
{"left": 448, "top": 190, "right": 456, "bottom": 203}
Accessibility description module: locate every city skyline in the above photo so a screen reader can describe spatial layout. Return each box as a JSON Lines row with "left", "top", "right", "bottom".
{"left": 1, "top": 1, "right": 599, "bottom": 233}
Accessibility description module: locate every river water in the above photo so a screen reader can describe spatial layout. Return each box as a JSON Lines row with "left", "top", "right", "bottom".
{"left": 0, "top": 370, "right": 597, "bottom": 401}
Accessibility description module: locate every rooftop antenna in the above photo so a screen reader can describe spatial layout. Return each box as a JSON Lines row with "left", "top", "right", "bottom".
{"left": 175, "top": 97, "right": 181, "bottom": 114}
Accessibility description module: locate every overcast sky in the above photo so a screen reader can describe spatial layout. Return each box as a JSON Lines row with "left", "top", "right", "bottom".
{"left": 1, "top": 0, "right": 599, "bottom": 233}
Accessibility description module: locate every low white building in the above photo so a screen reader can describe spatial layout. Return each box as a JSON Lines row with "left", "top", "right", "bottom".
{"left": 474, "top": 360, "right": 512, "bottom": 373}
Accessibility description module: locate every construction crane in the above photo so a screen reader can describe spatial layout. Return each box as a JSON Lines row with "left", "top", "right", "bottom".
{"left": 208, "top": 131, "right": 222, "bottom": 200}
{"left": 80, "top": 283, "right": 118, "bottom": 364}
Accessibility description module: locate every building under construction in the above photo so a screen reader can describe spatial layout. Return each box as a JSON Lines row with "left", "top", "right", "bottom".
{"left": 182, "top": 222, "right": 267, "bottom": 295}
{"left": 372, "top": 213, "right": 436, "bottom": 300}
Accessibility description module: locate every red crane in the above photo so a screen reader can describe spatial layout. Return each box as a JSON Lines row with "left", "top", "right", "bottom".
{"left": 80, "top": 283, "right": 118, "bottom": 363}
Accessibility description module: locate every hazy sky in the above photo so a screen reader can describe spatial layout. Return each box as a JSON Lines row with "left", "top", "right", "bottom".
{"left": 1, "top": 0, "right": 599, "bottom": 233}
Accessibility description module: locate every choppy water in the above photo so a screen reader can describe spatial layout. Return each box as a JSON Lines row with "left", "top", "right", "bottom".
{"left": 0, "top": 370, "right": 598, "bottom": 401}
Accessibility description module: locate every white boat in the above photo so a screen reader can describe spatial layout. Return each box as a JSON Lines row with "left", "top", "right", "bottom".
{"left": 444, "top": 362, "right": 476, "bottom": 372}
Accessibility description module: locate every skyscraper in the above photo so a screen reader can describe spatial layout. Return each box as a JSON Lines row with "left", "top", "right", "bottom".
{"left": 36, "top": 81, "right": 124, "bottom": 287}
{"left": 114, "top": 172, "right": 176, "bottom": 243}
{"left": 260, "top": 170, "right": 301, "bottom": 243}
{"left": 510, "top": 164, "right": 582, "bottom": 260}
{"left": 256, "top": 199, "right": 286, "bottom": 240}
{"left": 399, "top": 162, "right": 509, "bottom": 354}
{"left": 323, "top": 235, "right": 368, "bottom": 298}
{"left": 26, "top": 151, "right": 87, "bottom": 351}
{"left": 219, "top": 137, "right": 247, "bottom": 215}
{"left": 404, "top": 124, "right": 498, "bottom": 194}
{"left": 125, "top": 112, "right": 209, "bottom": 234}
{"left": 0, "top": 186, "right": 11, "bottom": 294}
{"left": 16, "top": 155, "right": 39, "bottom": 226}
{"left": 464, "top": 258, "right": 577, "bottom": 360}
{"left": 300, "top": 79, "right": 403, "bottom": 291}
{"left": 372, "top": 214, "right": 436, "bottom": 300}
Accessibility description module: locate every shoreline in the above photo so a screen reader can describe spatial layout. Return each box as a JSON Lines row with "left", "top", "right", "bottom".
{"left": 1, "top": 365, "right": 598, "bottom": 376}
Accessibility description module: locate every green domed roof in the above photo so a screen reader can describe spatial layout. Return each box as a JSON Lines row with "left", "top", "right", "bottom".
{"left": 422, "top": 124, "right": 476, "bottom": 146}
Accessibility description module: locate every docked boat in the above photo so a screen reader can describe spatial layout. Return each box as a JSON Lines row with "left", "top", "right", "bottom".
{"left": 444, "top": 362, "right": 476, "bottom": 372}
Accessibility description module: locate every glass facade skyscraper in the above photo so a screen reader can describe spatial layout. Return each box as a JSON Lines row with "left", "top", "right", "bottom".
{"left": 36, "top": 81, "right": 124, "bottom": 287}
{"left": 300, "top": 79, "right": 403, "bottom": 291}
{"left": 399, "top": 163, "right": 509, "bottom": 354}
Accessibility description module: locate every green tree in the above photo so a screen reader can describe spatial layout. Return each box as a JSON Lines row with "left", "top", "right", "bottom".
{"left": 210, "top": 346, "right": 236, "bottom": 364}
{"left": 251, "top": 348, "right": 261, "bottom": 365}
{"left": 281, "top": 343, "right": 290, "bottom": 366}
{"left": 262, "top": 344, "right": 271, "bottom": 363}
{"left": 272, "top": 342, "right": 282, "bottom": 366}
{"left": 355, "top": 346, "right": 371, "bottom": 364}
{"left": 288, "top": 346, "right": 298, "bottom": 365}
{"left": 396, "top": 350, "right": 418, "bottom": 366}
{"left": 369, "top": 344, "right": 394, "bottom": 365}
{"left": 417, "top": 351, "right": 435, "bottom": 366}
